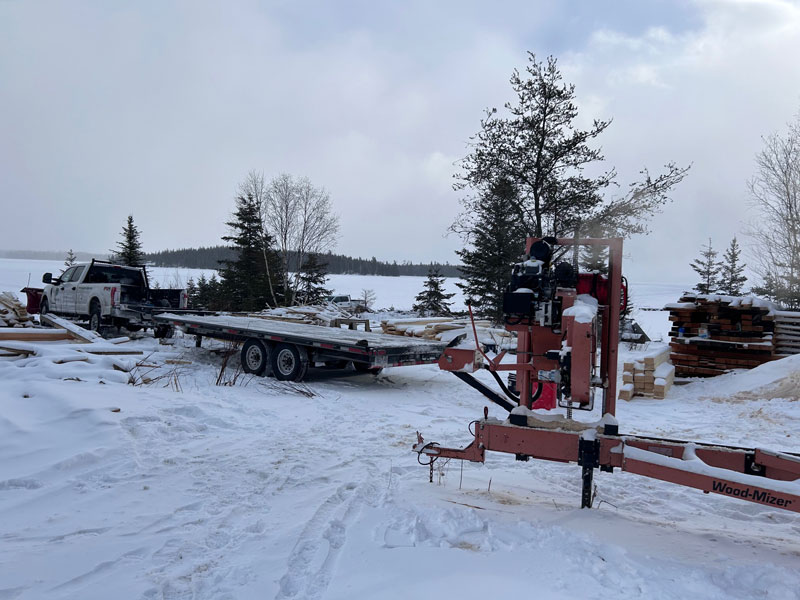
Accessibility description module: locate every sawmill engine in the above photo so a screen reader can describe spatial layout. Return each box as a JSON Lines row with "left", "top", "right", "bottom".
{"left": 502, "top": 237, "right": 577, "bottom": 328}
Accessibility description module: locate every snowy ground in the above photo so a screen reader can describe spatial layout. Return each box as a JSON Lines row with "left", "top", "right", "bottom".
{"left": 2, "top": 260, "right": 798, "bottom": 599}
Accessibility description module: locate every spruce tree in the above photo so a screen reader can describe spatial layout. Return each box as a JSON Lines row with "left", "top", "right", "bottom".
{"left": 185, "top": 277, "right": 197, "bottom": 307}
{"left": 296, "top": 253, "right": 331, "bottom": 305}
{"left": 64, "top": 249, "right": 77, "bottom": 270}
{"left": 718, "top": 237, "right": 747, "bottom": 296}
{"left": 580, "top": 243, "right": 609, "bottom": 274}
{"left": 456, "top": 179, "right": 527, "bottom": 323}
{"left": 413, "top": 268, "right": 456, "bottom": 316}
{"left": 691, "top": 238, "right": 722, "bottom": 295}
{"left": 219, "top": 193, "right": 283, "bottom": 311}
{"left": 112, "top": 215, "right": 144, "bottom": 266}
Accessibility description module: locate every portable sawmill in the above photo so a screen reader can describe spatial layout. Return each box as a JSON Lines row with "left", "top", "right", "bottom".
{"left": 415, "top": 237, "right": 800, "bottom": 513}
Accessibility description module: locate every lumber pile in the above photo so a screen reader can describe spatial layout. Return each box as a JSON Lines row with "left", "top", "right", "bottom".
{"left": 620, "top": 345, "right": 674, "bottom": 400}
{"left": 249, "top": 303, "right": 353, "bottom": 327}
{"left": 0, "top": 292, "right": 34, "bottom": 327}
{"left": 380, "top": 317, "right": 514, "bottom": 347}
{"left": 665, "top": 294, "right": 776, "bottom": 377}
{"left": 773, "top": 311, "right": 800, "bottom": 356}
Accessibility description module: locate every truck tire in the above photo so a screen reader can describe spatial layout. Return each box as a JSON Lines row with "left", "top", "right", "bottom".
{"left": 39, "top": 298, "right": 50, "bottom": 321}
{"left": 241, "top": 338, "right": 271, "bottom": 376}
{"left": 89, "top": 299, "right": 102, "bottom": 333}
{"left": 271, "top": 343, "right": 309, "bottom": 382}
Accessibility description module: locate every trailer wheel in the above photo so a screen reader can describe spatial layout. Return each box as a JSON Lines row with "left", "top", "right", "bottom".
{"left": 241, "top": 338, "right": 270, "bottom": 376}
{"left": 353, "top": 362, "right": 382, "bottom": 375}
{"left": 154, "top": 324, "right": 175, "bottom": 339}
{"left": 271, "top": 343, "right": 309, "bottom": 382}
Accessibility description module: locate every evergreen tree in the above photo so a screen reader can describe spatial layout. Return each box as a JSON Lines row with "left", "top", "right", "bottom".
{"left": 413, "top": 268, "right": 456, "bottom": 316}
{"left": 64, "top": 249, "right": 77, "bottom": 270}
{"left": 718, "top": 237, "right": 747, "bottom": 296}
{"left": 454, "top": 53, "right": 689, "bottom": 240}
{"left": 579, "top": 237, "right": 609, "bottom": 274}
{"left": 112, "top": 215, "right": 144, "bottom": 266}
{"left": 691, "top": 238, "right": 723, "bottom": 295}
{"left": 296, "top": 253, "right": 331, "bottom": 305}
{"left": 218, "top": 193, "right": 283, "bottom": 311}
{"left": 456, "top": 179, "right": 527, "bottom": 323}
{"left": 185, "top": 277, "right": 197, "bottom": 307}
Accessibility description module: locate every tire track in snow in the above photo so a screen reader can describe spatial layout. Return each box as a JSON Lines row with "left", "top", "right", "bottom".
{"left": 275, "top": 470, "right": 384, "bottom": 600}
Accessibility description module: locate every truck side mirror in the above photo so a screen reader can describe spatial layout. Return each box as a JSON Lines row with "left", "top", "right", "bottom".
{"left": 42, "top": 273, "right": 52, "bottom": 284}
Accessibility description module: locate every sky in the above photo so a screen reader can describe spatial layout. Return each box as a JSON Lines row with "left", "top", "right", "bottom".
{"left": 2, "top": 0, "right": 800, "bottom": 285}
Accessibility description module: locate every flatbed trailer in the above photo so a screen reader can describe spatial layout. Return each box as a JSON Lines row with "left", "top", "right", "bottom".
{"left": 154, "top": 313, "right": 449, "bottom": 382}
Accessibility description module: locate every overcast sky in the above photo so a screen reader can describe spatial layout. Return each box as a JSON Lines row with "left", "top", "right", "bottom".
{"left": 2, "top": 0, "right": 800, "bottom": 284}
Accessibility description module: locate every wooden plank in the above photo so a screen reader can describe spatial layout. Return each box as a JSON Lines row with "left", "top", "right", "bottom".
{"left": 0, "top": 329, "right": 72, "bottom": 342}
{"left": 40, "top": 314, "right": 102, "bottom": 343}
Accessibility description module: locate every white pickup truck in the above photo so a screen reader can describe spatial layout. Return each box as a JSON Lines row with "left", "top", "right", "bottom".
{"left": 40, "top": 260, "right": 188, "bottom": 335}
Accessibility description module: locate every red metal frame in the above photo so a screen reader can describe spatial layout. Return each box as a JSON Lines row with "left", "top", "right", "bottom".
{"left": 414, "top": 421, "right": 800, "bottom": 513}
{"left": 419, "top": 237, "right": 800, "bottom": 513}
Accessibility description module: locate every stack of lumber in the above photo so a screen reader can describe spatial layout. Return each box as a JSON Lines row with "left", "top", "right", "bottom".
{"left": 249, "top": 303, "right": 352, "bottom": 327}
{"left": 773, "top": 311, "right": 800, "bottom": 356}
{"left": 380, "top": 317, "right": 514, "bottom": 347}
{"left": 619, "top": 345, "right": 674, "bottom": 400}
{"left": 0, "top": 314, "right": 140, "bottom": 361}
{"left": 666, "top": 294, "right": 776, "bottom": 377}
{"left": 0, "top": 292, "right": 34, "bottom": 327}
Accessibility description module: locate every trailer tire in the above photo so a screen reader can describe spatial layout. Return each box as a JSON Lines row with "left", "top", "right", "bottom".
{"left": 241, "top": 338, "right": 271, "bottom": 376}
{"left": 272, "top": 343, "right": 309, "bottom": 382}
{"left": 353, "top": 362, "right": 382, "bottom": 375}
{"left": 89, "top": 299, "right": 102, "bottom": 333}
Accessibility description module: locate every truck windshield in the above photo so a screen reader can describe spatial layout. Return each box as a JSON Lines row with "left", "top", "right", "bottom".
{"left": 86, "top": 265, "right": 145, "bottom": 286}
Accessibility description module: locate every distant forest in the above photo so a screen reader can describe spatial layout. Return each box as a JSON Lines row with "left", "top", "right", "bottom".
{"left": 142, "top": 246, "right": 463, "bottom": 277}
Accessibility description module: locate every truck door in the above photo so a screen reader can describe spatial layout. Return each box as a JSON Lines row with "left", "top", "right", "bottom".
{"left": 74, "top": 266, "right": 92, "bottom": 315}
{"left": 58, "top": 266, "right": 84, "bottom": 315}
{"left": 51, "top": 267, "right": 75, "bottom": 312}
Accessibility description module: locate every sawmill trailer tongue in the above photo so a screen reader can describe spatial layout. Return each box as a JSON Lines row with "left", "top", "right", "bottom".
{"left": 416, "top": 237, "right": 800, "bottom": 514}
{"left": 153, "top": 313, "right": 447, "bottom": 382}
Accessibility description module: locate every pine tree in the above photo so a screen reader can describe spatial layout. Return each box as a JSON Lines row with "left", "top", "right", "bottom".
{"left": 718, "top": 237, "right": 747, "bottom": 296}
{"left": 218, "top": 193, "right": 283, "bottom": 311}
{"left": 64, "top": 249, "right": 77, "bottom": 270}
{"left": 112, "top": 215, "right": 144, "bottom": 266}
{"left": 296, "top": 253, "right": 331, "bottom": 305}
{"left": 456, "top": 179, "right": 527, "bottom": 323}
{"left": 185, "top": 277, "right": 197, "bottom": 307}
{"left": 691, "top": 238, "right": 722, "bottom": 295}
{"left": 413, "top": 268, "right": 456, "bottom": 317}
{"left": 580, "top": 243, "right": 608, "bottom": 274}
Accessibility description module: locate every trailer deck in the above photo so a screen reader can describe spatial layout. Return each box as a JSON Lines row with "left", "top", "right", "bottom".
{"left": 154, "top": 313, "right": 449, "bottom": 379}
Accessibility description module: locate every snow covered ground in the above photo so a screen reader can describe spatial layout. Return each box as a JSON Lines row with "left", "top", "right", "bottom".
{"left": 1, "top": 259, "right": 798, "bottom": 599}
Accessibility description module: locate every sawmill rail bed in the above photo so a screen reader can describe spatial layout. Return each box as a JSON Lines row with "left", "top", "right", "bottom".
{"left": 154, "top": 313, "right": 448, "bottom": 381}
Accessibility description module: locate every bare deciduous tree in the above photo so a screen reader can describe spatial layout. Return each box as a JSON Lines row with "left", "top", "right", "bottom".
{"left": 745, "top": 114, "right": 800, "bottom": 307}
{"left": 262, "top": 173, "right": 339, "bottom": 305}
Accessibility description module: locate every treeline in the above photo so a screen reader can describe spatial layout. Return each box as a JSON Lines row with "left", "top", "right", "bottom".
{"left": 143, "top": 246, "right": 462, "bottom": 277}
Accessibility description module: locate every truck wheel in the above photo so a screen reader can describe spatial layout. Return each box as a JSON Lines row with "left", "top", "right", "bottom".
{"left": 39, "top": 298, "right": 50, "bottom": 323}
{"left": 354, "top": 362, "right": 382, "bottom": 375}
{"left": 89, "top": 300, "right": 102, "bottom": 332}
{"left": 241, "top": 339, "right": 270, "bottom": 376}
{"left": 271, "top": 343, "right": 309, "bottom": 382}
